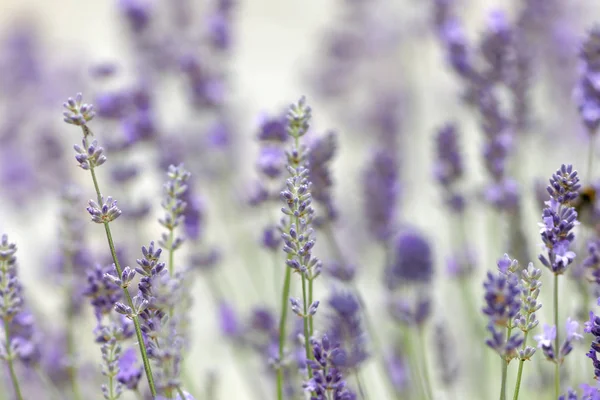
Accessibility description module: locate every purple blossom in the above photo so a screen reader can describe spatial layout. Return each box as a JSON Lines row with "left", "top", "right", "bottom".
{"left": 536, "top": 319, "right": 583, "bottom": 363}
{"left": 84, "top": 264, "right": 123, "bottom": 318}
{"left": 577, "top": 26, "right": 600, "bottom": 134}
{"left": 586, "top": 311, "right": 600, "bottom": 380}
{"left": 326, "top": 291, "right": 368, "bottom": 369}
{"left": 63, "top": 92, "right": 96, "bottom": 126}
{"left": 482, "top": 267, "right": 523, "bottom": 360}
{"left": 304, "top": 335, "right": 357, "bottom": 400}
{"left": 363, "top": 150, "right": 399, "bottom": 242}
{"left": 117, "top": 348, "right": 143, "bottom": 390}
{"left": 539, "top": 165, "right": 579, "bottom": 275}
{"left": 218, "top": 301, "right": 240, "bottom": 338}
{"left": 387, "top": 231, "right": 433, "bottom": 286}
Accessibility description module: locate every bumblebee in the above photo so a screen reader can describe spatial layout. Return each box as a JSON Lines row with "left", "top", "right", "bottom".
{"left": 573, "top": 184, "right": 598, "bottom": 227}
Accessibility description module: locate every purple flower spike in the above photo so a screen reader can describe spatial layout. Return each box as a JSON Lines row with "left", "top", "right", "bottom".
{"left": 117, "top": 348, "right": 143, "bottom": 390}
{"left": 363, "top": 150, "right": 399, "bottom": 242}
{"left": 577, "top": 26, "right": 600, "bottom": 134}
{"left": 304, "top": 335, "right": 356, "bottom": 400}
{"left": 388, "top": 231, "right": 433, "bottom": 286}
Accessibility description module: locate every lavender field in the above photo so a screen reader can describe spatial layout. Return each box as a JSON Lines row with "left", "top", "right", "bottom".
{"left": 2, "top": 0, "right": 600, "bottom": 399}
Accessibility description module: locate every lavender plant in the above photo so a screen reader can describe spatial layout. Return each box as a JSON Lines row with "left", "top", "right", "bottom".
{"left": 63, "top": 93, "right": 157, "bottom": 396}
{"left": 0, "top": 235, "right": 27, "bottom": 400}
{"left": 277, "top": 97, "right": 322, "bottom": 399}
{"left": 538, "top": 164, "right": 580, "bottom": 397}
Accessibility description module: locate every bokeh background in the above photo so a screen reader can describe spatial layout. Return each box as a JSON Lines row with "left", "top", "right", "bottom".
{"left": 1, "top": 0, "right": 600, "bottom": 399}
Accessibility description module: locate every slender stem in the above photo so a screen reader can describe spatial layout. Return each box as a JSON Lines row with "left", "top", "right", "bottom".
{"left": 308, "top": 277, "right": 314, "bottom": 337}
{"left": 168, "top": 229, "right": 175, "bottom": 276}
{"left": 323, "top": 224, "right": 397, "bottom": 398}
{"left": 34, "top": 365, "right": 63, "bottom": 400}
{"left": 417, "top": 326, "right": 433, "bottom": 400}
{"left": 500, "top": 358, "right": 508, "bottom": 400}
{"left": 276, "top": 261, "right": 292, "bottom": 400}
{"left": 512, "top": 331, "right": 529, "bottom": 400}
{"left": 587, "top": 134, "right": 596, "bottom": 182}
{"left": 3, "top": 319, "right": 23, "bottom": 400}
{"left": 554, "top": 274, "right": 560, "bottom": 399}
{"left": 108, "top": 368, "right": 116, "bottom": 400}
{"left": 500, "top": 325, "right": 512, "bottom": 400}
{"left": 353, "top": 368, "right": 368, "bottom": 400}
{"left": 63, "top": 255, "right": 82, "bottom": 400}
{"left": 176, "top": 386, "right": 187, "bottom": 399}
{"left": 87, "top": 163, "right": 157, "bottom": 397}
{"left": 301, "top": 274, "right": 313, "bottom": 379}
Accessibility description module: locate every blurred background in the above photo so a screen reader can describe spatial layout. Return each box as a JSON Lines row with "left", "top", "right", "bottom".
{"left": 1, "top": 0, "right": 600, "bottom": 399}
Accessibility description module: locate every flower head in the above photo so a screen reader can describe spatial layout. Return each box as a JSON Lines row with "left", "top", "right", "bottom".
{"left": 63, "top": 92, "right": 96, "bottom": 126}
{"left": 388, "top": 231, "right": 434, "bottom": 286}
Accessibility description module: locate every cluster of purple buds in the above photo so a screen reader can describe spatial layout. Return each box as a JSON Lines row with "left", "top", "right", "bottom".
{"left": 0, "top": 235, "right": 39, "bottom": 368}
{"left": 434, "top": 123, "right": 465, "bottom": 212}
{"left": 559, "top": 385, "right": 600, "bottom": 400}
{"left": 132, "top": 241, "right": 186, "bottom": 395}
{"left": 539, "top": 164, "right": 580, "bottom": 275}
{"left": 363, "top": 150, "right": 398, "bottom": 243}
{"left": 513, "top": 261, "right": 542, "bottom": 362}
{"left": 133, "top": 242, "right": 167, "bottom": 339}
{"left": 87, "top": 196, "right": 122, "bottom": 224}
{"left": 281, "top": 97, "right": 322, "bottom": 307}
{"left": 84, "top": 263, "right": 123, "bottom": 319}
{"left": 326, "top": 291, "right": 368, "bottom": 370}
{"left": 585, "top": 306, "right": 600, "bottom": 384}
{"left": 482, "top": 255, "right": 523, "bottom": 361}
{"left": 73, "top": 138, "right": 107, "bottom": 170}
{"left": 63, "top": 92, "right": 96, "bottom": 126}
{"left": 307, "top": 131, "right": 338, "bottom": 224}
{"left": 576, "top": 26, "right": 600, "bottom": 134}
{"left": 387, "top": 231, "right": 434, "bottom": 327}
{"left": 96, "top": 321, "right": 142, "bottom": 399}
{"left": 583, "top": 240, "right": 600, "bottom": 284}
{"left": 534, "top": 318, "right": 583, "bottom": 364}
{"left": 158, "top": 164, "right": 191, "bottom": 254}
{"left": 304, "top": 335, "right": 357, "bottom": 400}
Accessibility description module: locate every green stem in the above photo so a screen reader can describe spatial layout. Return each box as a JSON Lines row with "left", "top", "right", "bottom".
{"left": 554, "top": 274, "right": 560, "bottom": 399}
{"left": 512, "top": 331, "right": 529, "bottom": 400}
{"left": 87, "top": 163, "right": 157, "bottom": 397}
{"left": 323, "top": 225, "right": 397, "bottom": 398}
{"left": 308, "top": 277, "right": 314, "bottom": 337}
{"left": 353, "top": 368, "right": 368, "bottom": 400}
{"left": 64, "top": 255, "right": 82, "bottom": 400}
{"left": 500, "top": 325, "right": 512, "bottom": 400}
{"left": 33, "top": 365, "right": 62, "bottom": 400}
{"left": 500, "top": 358, "right": 508, "bottom": 400}
{"left": 276, "top": 261, "right": 292, "bottom": 400}
{"left": 587, "top": 134, "right": 596, "bottom": 182}
{"left": 108, "top": 370, "right": 116, "bottom": 400}
{"left": 301, "top": 274, "right": 313, "bottom": 379}
{"left": 168, "top": 229, "right": 175, "bottom": 276}
{"left": 3, "top": 319, "right": 24, "bottom": 400}
{"left": 417, "top": 326, "right": 433, "bottom": 400}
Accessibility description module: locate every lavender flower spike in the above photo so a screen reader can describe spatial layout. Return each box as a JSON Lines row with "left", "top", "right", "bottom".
{"left": 304, "top": 335, "right": 357, "bottom": 400}
{"left": 577, "top": 26, "right": 600, "bottom": 135}
{"left": 0, "top": 234, "right": 27, "bottom": 400}
{"left": 277, "top": 97, "right": 320, "bottom": 400}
